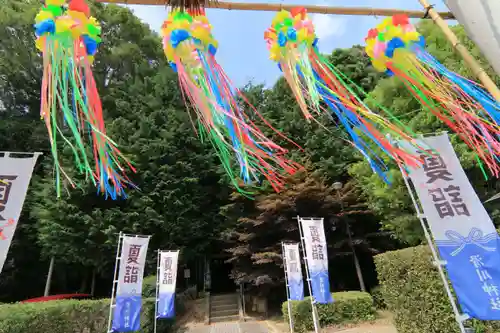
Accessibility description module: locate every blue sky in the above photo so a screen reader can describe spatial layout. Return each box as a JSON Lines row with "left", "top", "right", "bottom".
{"left": 125, "top": 0, "right": 448, "bottom": 87}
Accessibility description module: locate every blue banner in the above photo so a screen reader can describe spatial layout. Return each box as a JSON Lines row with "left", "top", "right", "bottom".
{"left": 300, "top": 218, "right": 334, "bottom": 304}
{"left": 157, "top": 251, "right": 179, "bottom": 319}
{"left": 310, "top": 269, "right": 333, "bottom": 304}
{"left": 283, "top": 243, "right": 304, "bottom": 301}
{"left": 437, "top": 229, "right": 500, "bottom": 319}
{"left": 289, "top": 277, "right": 304, "bottom": 301}
{"left": 112, "top": 295, "right": 142, "bottom": 332}
{"left": 157, "top": 292, "right": 175, "bottom": 318}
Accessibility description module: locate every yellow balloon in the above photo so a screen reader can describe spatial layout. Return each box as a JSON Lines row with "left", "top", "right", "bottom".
{"left": 87, "top": 55, "right": 95, "bottom": 64}
{"left": 71, "top": 28, "right": 82, "bottom": 39}
{"left": 36, "top": 37, "right": 45, "bottom": 51}
{"left": 405, "top": 31, "right": 420, "bottom": 43}
{"left": 46, "top": 0, "right": 65, "bottom": 6}
{"left": 68, "top": 10, "right": 88, "bottom": 24}
{"left": 55, "top": 19, "right": 72, "bottom": 34}
{"left": 385, "top": 26, "right": 403, "bottom": 40}
{"left": 372, "top": 58, "right": 387, "bottom": 72}
{"left": 297, "top": 28, "right": 308, "bottom": 43}
{"left": 165, "top": 45, "right": 174, "bottom": 61}
{"left": 35, "top": 11, "right": 53, "bottom": 23}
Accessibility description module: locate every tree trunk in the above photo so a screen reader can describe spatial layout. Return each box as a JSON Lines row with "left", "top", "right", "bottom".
{"left": 43, "top": 257, "right": 55, "bottom": 296}
{"left": 346, "top": 221, "right": 366, "bottom": 292}
{"left": 90, "top": 268, "right": 96, "bottom": 296}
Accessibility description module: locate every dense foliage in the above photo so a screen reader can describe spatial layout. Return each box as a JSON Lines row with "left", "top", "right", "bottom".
{"left": 2, "top": 2, "right": 500, "bottom": 324}
{"left": 0, "top": 298, "right": 174, "bottom": 333}
{"left": 375, "top": 246, "right": 500, "bottom": 333}
{"left": 282, "top": 291, "right": 376, "bottom": 333}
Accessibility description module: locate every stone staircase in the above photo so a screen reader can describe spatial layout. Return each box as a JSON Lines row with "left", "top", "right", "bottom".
{"left": 209, "top": 293, "right": 240, "bottom": 323}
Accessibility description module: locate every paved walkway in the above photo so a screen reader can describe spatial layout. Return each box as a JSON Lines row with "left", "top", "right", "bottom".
{"left": 186, "top": 321, "right": 269, "bottom": 333}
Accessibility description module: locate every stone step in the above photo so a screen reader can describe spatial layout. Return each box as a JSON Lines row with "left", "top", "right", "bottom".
{"left": 211, "top": 308, "right": 239, "bottom": 317}
{"left": 210, "top": 315, "right": 240, "bottom": 323}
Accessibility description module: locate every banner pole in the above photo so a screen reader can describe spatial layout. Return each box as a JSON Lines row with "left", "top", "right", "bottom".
{"left": 417, "top": 0, "right": 500, "bottom": 102}
{"left": 282, "top": 242, "right": 294, "bottom": 333}
{"left": 297, "top": 216, "right": 320, "bottom": 333}
{"left": 107, "top": 232, "right": 123, "bottom": 333}
{"left": 399, "top": 168, "right": 468, "bottom": 333}
{"left": 154, "top": 250, "right": 161, "bottom": 333}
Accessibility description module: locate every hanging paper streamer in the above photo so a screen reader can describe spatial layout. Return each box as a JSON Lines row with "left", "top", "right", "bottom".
{"left": 35, "top": 0, "right": 136, "bottom": 199}
{"left": 162, "top": 9, "right": 302, "bottom": 193}
{"left": 365, "top": 15, "right": 500, "bottom": 177}
{"left": 265, "top": 8, "right": 422, "bottom": 182}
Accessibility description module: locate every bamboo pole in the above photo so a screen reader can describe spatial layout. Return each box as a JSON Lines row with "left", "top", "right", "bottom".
{"left": 418, "top": 0, "right": 500, "bottom": 102}
{"left": 96, "top": 0, "right": 455, "bottom": 19}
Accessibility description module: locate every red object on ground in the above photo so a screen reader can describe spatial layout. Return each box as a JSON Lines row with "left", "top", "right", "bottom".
{"left": 21, "top": 293, "right": 91, "bottom": 303}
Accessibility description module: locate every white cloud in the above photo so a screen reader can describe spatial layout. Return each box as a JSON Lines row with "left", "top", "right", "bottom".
{"left": 309, "top": 1, "right": 346, "bottom": 51}
{"left": 311, "top": 13, "right": 346, "bottom": 39}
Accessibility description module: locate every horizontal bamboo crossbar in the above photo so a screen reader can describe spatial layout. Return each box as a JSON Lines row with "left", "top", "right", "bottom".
{"left": 95, "top": 0, "right": 455, "bottom": 19}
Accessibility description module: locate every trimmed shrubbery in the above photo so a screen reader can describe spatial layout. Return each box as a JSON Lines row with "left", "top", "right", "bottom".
{"left": 0, "top": 297, "right": 174, "bottom": 333}
{"left": 282, "top": 291, "right": 376, "bottom": 332}
{"left": 375, "top": 245, "right": 500, "bottom": 333}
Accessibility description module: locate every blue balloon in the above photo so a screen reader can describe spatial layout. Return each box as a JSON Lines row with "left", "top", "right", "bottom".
{"left": 278, "top": 31, "right": 287, "bottom": 47}
{"left": 170, "top": 29, "right": 190, "bottom": 48}
{"left": 385, "top": 37, "right": 405, "bottom": 58}
{"left": 208, "top": 44, "right": 217, "bottom": 56}
{"left": 82, "top": 35, "right": 98, "bottom": 56}
{"left": 312, "top": 38, "right": 319, "bottom": 47}
{"left": 277, "top": 63, "right": 282, "bottom": 72}
{"left": 417, "top": 35, "right": 426, "bottom": 47}
{"left": 34, "top": 19, "right": 55, "bottom": 36}
{"left": 170, "top": 62, "right": 178, "bottom": 72}
{"left": 287, "top": 28, "right": 297, "bottom": 41}
{"left": 385, "top": 69, "right": 394, "bottom": 77}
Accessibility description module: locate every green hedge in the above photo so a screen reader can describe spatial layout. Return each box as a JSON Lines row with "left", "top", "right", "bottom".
{"left": 375, "top": 246, "right": 500, "bottom": 333}
{"left": 282, "top": 291, "right": 376, "bottom": 332}
{"left": 0, "top": 298, "right": 174, "bottom": 333}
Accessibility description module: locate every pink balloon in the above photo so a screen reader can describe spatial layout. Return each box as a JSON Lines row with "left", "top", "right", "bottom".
{"left": 373, "top": 41, "right": 387, "bottom": 59}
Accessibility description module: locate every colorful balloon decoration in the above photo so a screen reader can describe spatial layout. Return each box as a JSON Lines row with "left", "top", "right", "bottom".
{"left": 365, "top": 15, "right": 500, "bottom": 176}
{"left": 162, "top": 9, "right": 302, "bottom": 194}
{"left": 265, "top": 8, "right": 422, "bottom": 182}
{"left": 35, "top": 0, "right": 135, "bottom": 198}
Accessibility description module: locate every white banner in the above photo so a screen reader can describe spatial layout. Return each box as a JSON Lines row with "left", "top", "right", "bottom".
{"left": 283, "top": 243, "right": 303, "bottom": 300}
{"left": 157, "top": 250, "right": 179, "bottom": 318}
{"left": 116, "top": 236, "right": 150, "bottom": 296}
{"left": 112, "top": 235, "right": 150, "bottom": 331}
{"left": 401, "top": 133, "right": 500, "bottom": 319}
{"left": 402, "top": 134, "right": 494, "bottom": 239}
{"left": 299, "top": 217, "right": 333, "bottom": 304}
{"left": 445, "top": 0, "right": 500, "bottom": 76}
{"left": 0, "top": 152, "right": 40, "bottom": 274}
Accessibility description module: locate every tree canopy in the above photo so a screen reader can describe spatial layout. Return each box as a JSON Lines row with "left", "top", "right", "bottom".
{"left": 1, "top": 0, "right": 500, "bottom": 305}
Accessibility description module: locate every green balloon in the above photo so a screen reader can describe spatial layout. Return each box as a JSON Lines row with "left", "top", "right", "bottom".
{"left": 87, "top": 24, "right": 100, "bottom": 36}
{"left": 46, "top": 5, "right": 62, "bottom": 17}
{"left": 283, "top": 18, "right": 293, "bottom": 26}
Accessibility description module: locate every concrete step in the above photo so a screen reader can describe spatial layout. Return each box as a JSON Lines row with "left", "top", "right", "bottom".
{"left": 211, "top": 294, "right": 238, "bottom": 301}
{"left": 211, "top": 308, "right": 239, "bottom": 317}
{"left": 210, "top": 315, "right": 240, "bottom": 323}
{"left": 211, "top": 303, "right": 236, "bottom": 311}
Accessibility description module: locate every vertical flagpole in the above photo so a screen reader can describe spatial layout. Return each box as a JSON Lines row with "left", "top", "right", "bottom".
{"left": 154, "top": 250, "right": 161, "bottom": 333}
{"left": 297, "top": 216, "right": 320, "bottom": 333}
{"left": 417, "top": 0, "right": 500, "bottom": 102}
{"left": 107, "top": 232, "right": 123, "bottom": 333}
{"left": 282, "top": 242, "right": 294, "bottom": 333}
{"left": 395, "top": 136, "right": 467, "bottom": 333}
